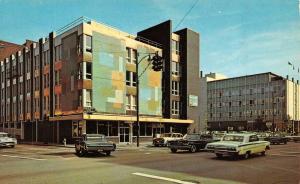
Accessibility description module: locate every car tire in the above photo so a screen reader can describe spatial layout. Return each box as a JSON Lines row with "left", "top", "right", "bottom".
{"left": 284, "top": 141, "right": 287, "bottom": 144}
{"left": 244, "top": 152, "right": 250, "bottom": 159}
{"left": 261, "top": 150, "right": 266, "bottom": 156}
{"left": 190, "top": 145, "right": 197, "bottom": 153}
{"left": 171, "top": 148, "right": 177, "bottom": 153}
{"left": 105, "top": 151, "right": 111, "bottom": 156}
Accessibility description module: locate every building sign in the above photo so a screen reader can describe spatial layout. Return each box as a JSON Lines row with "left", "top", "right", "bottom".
{"left": 189, "top": 95, "right": 198, "bottom": 107}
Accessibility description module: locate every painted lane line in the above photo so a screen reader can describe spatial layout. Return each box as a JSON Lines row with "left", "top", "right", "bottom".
{"left": 0, "top": 154, "right": 46, "bottom": 161}
{"left": 269, "top": 154, "right": 298, "bottom": 157}
{"left": 132, "top": 172, "right": 197, "bottom": 184}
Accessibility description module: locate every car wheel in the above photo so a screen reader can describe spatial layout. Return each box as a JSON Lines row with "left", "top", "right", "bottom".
{"left": 261, "top": 150, "right": 266, "bottom": 156}
{"left": 190, "top": 145, "right": 197, "bottom": 153}
{"left": 216, "top": 153, "right": 223, "bottom": 158}
{"left": 165, "top": 141, "right": 169, "bottom": 147}
{"left": 284, "top": 141, "right": 287, "bottom": 144}
{"left": 105, "top": 151, "right": 111, "bottom": 156}
{"left": 244, "top": 152, "right": 250, "bottom": 159}
{"left": 10, "top": 145, "right": 15, "bottom": 148}
{"left": 171, "top": 148, "right": 177, "bottom": 153}
{"left": 78, "top": 148, "right": 86, "bottom": 157}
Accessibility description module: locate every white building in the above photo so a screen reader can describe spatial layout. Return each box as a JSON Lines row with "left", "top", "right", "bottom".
{"left": 200, "top": 72, "right": 300, "bottom": 133}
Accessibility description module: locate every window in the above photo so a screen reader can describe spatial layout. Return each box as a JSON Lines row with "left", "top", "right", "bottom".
{"left": 261, "top": 88, "right": 265, "bottom": 94}
{"left": 86, "top": 62, "right": 92, "bottom": 79}
{"left": 250, "top": 100, "right": 254, "bottom": 106}
{"left": 126, "top": 71, "right": 136, "bottom": 87}
{"left": 85, "top": 35, "right": 92, "bottom": 52}
{"left": 55, "top": 94, "right": 60, "bottom": 109}
{"left": 70, "top": 75, "right": 74, "bottom": 91}
{"left": 86, "top": 89, "right": 92, "bottom": 107}
{"left": 171, "top": 81, "right": 180, "bottom": 95}
{"left": 171, "top": 100, "right": 180, "bottom": 115}
{"left": 250, "top": 89, "right": 253, "bottom": 95}
{"left": 55, "top": 45, "right": 62, "bottom": 61}
{"left": 229, "top": 112, "right": 232, "bottom": 117}
{"left": 126, "top": 94, "right": 136, "bottom": 111}
{"left": 172, "top": 40, "right": 179, "bottom": 54}
{"left": 171, "top": 61, "right": 180, "bottom": 76}
{"left": 249, "top": 135, "right": 259, "bottom": 142}
{"left": 239, "top": 101, "right": 242, "bottom": 107}
{"left": 229, "top": 102, "right": 232, "bottom": 107}
{"left": 77, "top": 35, "right": 83, "bottom": 54}
{"left": 55, "top": 70, "right": 60, "bottom": 85}
{"left": 126, "top": 48, "right": 137, "bottom": 64}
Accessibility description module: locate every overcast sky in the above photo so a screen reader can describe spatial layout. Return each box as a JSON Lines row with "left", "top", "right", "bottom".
{"left": 0, "top": 0, "right": 299, "bottom": 79}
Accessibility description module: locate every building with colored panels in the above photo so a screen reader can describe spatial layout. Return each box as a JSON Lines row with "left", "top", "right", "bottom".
{"left": 0, "top": 17, "right": 200, "bottom": 143}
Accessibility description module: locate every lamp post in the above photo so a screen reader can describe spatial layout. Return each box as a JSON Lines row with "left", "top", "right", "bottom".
{"left": 136, "top": 52, "right": 163, "bottom": 147}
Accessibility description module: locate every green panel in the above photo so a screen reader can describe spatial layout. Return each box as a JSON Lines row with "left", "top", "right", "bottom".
{"left": 137, "top": 46, "right": 162, "bottom": 116}
{"left": 92, "top": 32, "right": 126, "bottom": 114}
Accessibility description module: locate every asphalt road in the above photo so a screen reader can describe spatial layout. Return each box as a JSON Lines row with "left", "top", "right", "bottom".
{"left": 0, "top": 142, "right": 299, "bottom": 184}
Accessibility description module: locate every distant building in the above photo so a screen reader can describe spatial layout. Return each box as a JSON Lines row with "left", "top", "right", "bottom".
{"left": 201, "top": 72, "right": 300, "bottom": 132}
{"left": 0, "top": 17, "right": 200, "bottom": 143}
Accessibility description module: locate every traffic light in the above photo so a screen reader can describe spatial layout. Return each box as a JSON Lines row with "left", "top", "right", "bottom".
{"left": 151, "top": 53, "right": 163, "bottom": 72}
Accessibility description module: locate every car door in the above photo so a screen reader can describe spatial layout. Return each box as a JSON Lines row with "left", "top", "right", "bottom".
{"left": 249, "top": 135, "right": 260, "bottom": 153}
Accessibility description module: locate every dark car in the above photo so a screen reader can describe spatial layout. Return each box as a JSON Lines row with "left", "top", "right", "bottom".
{"left": 75, "top": 134, "right": 116, "bottom": 157}
{"left": 168, "top": 133, "right": 215, "bottom": 153}
{"left": 265, "top": 133, "right": 289, "bottom": 145}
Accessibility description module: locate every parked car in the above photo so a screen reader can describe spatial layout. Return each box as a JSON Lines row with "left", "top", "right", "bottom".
{"left": 153, "top": 133, "right": 183, "bottom": 147}
{"left": 265, "top": 133, "right": 289, "bottom": 144}
{"left": 211, "top": 131, "right": 226, "bottom": 141}
{"left": 75, "top": 134, "right": 116, "bottom": 157}
{"left": 286, "top": 133, "right": 300, "bottom": 142}
{"left": 0, "top": 132, "right": 17, "bottom": 148}
{"left": 205, "top": 133, "right": 270, "bottom": 159}
{"left": 168, "top": 133, "right": 215, "bottom": 153}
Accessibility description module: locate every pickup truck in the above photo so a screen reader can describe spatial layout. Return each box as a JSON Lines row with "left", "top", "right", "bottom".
{"left": 205, "top": 133, "right": 270, "bottom": 159}
{"left": 75, "top": 134, "right": 116, "bottom": 157}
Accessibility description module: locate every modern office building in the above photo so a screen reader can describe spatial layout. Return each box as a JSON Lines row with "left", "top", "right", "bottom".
{"left": 201, "top": 72, "right": 300, "bottom": 132}
{"left": 138, "top": 20, "right": 201, "bottom": 133}
{"left": 0, "top": 17, "right": 200, "bottom": 144}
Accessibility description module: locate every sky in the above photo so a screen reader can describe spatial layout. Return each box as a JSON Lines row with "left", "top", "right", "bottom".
{"left": 0, "top": 0, "right": 300, "bottom": 79}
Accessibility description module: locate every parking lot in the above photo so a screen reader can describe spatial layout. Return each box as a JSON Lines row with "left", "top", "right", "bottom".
{"left": 0, "top": 142, "right": 299, "bottom": 184}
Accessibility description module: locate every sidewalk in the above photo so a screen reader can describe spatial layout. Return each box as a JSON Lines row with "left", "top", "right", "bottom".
{"left": 19, "top": 141, "right": 154, "bottom": 150}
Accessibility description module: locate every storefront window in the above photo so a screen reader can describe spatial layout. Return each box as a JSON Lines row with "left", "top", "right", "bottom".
{"left": 98, "top": 122, "right": 108, "bottom": 136}
{"left": 108, "top": 122, "right": 118, "bottom": 136}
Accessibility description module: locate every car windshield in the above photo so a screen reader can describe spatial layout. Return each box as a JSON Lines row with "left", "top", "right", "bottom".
{"left": 223, "top": 135, "right": 244, "bottom": 142}
{"left": 86, "top": 135, "right": 106, "bottom": 142}
{"left": 185, "top": 134, "right": 200, "bottom": 140}
{"left": 0, "top": 134, "right": 8, "bottom": 138}
{"left": 162, "top": 133, "right": 172, "bottom": 137}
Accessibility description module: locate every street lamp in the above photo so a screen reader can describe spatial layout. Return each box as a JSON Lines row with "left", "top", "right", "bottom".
{"left": 136, "top": 51, "right": 163, "bottom": 147}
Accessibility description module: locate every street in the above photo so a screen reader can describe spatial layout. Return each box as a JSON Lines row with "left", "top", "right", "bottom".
{"left": 0, "top": 143, "right": 299, "bottom": 184}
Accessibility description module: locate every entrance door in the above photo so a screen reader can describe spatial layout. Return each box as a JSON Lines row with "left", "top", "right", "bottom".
{"left": 120, "top": 127, "right": 130, "bottom": 143}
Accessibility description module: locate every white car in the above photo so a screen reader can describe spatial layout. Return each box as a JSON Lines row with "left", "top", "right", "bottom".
{"left": 153, "top": 133, "right": 183, "bottom": 147}
{"left": 205, "top": 133, "right": 270, "bottom": 159}
{"left": 0, "top": 132, "right": 17, "bottom": 148}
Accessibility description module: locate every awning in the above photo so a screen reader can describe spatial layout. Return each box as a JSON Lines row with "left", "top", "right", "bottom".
{"left": 49, "top": 113, "right": 193, "bottom": 124}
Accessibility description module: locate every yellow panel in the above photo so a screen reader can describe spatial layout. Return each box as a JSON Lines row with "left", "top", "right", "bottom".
{"left": 148, "top": 71, "right": 161, "bottom": 87}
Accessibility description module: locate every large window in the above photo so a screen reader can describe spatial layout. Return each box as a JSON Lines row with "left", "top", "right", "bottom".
{"left": 171, "top": 100, "right": 180, "bottom": 115}
{"left": 126, "top": 71, "right": 136, "bottom": 87}
{"left": 86, "top": 62, "right": 92, "bottom": 79}
{"left": 85, "top": 35, "right": 92, "bottom": 53}
{"left": 55, "top": 45, "right": 62, "bottom": 61}
{"left": 172, "top": 40, "right": 179, "bottom": 54}
{"left": 126, "top": 47, "right": 137, "bottom": 64}
{"left": 171, "top": 61, "right": 180, "bottom": 76}
{"left": 86, "top": 89, "right": 92, "bottom": 107}
{"left": 171, "top": 81, "right": 180, "bottom": 95}
{"left": 126, "top": 94, "right": 136, "bottom": 111}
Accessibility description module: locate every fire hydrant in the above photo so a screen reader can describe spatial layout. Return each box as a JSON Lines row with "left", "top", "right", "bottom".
{"left": 63, "top": 138, "right": 66, "bottom": 147}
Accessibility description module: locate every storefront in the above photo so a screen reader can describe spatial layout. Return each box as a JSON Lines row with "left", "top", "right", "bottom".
{"left": 50, "top": 113, "right": 193, "bottom": 144}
